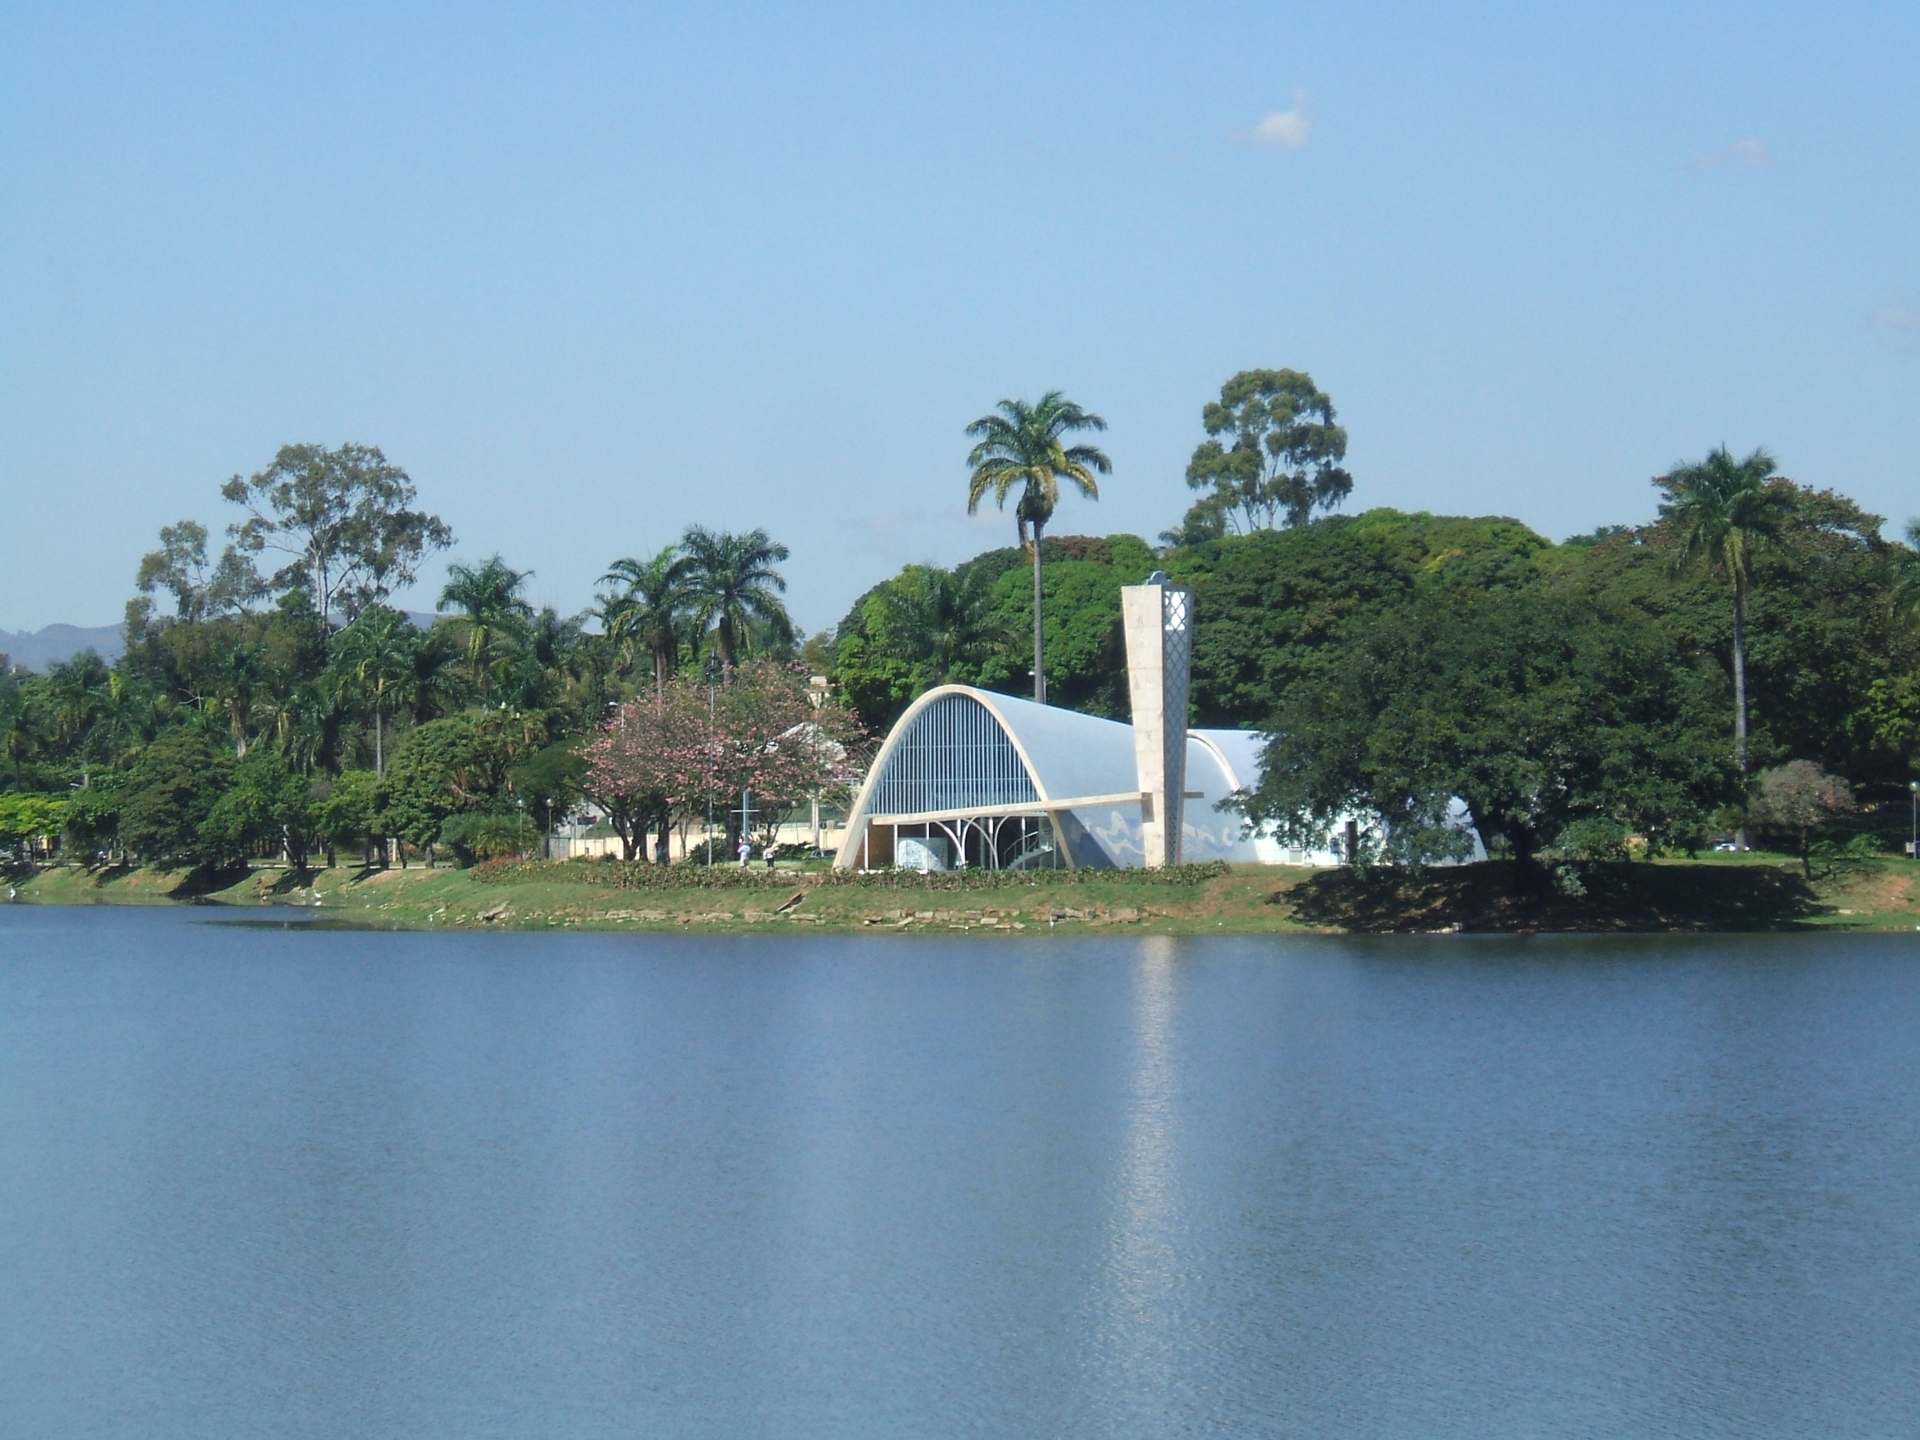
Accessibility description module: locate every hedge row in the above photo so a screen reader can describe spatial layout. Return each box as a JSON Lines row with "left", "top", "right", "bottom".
{"left": 470, "top": 857, "right": 1233, "bottom": 891}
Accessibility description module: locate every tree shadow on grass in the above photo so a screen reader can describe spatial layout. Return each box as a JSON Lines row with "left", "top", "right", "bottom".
{"left": 165, "top": 863, "right": 253, "bottom": 902}
{"left": 1279, "top": 860, "right": 1830, "bottom": 933}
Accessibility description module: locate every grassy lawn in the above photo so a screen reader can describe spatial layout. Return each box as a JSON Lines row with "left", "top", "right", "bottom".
{"left": 11, "top": 852, "right": 1920, "bottom": 935}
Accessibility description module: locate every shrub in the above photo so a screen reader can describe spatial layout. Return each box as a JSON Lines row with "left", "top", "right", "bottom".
{"left": 439, "top": 811, "right": 539, "bottom": 868}
{"left": 1550, "top": 817, "right": 1631, "bottom": 863}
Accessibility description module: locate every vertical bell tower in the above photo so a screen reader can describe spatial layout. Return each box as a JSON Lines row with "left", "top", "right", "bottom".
{"left": 1121, "top": 573, "right": 1193, "bottom": 868}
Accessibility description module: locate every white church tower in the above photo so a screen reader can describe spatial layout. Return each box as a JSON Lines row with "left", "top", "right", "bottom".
{"left": 1120, "top": 573, "right": 1193, "bottom": 868}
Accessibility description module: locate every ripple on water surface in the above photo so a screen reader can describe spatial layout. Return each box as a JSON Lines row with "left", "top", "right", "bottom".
{"left": 1, "top": 909, "right": 1917, "bottom": 1437}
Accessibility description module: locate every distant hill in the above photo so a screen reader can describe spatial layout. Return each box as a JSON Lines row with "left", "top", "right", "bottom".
{"left": 2, "top": 611, "right": 447, "bottom": 672}
{"left": 1, "top": 623, "right": 126, "bottom": 671}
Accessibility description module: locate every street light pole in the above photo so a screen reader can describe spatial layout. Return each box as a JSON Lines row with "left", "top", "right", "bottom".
{"left": 808, "top": 674, "right": 828, "bottom": 855}
{"left": 705, "top": 658, "right": 721, "bottom": 866}
{"left": 1909, "top": 780, "right": 1917, "bottom": 860}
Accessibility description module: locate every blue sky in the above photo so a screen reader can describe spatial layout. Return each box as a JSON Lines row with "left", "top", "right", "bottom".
{"left": 4, "top": 1, "right": 1915, "bottom": 633}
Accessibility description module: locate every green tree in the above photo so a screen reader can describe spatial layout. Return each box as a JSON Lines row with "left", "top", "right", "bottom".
{"left": 1654, "top": 446, "right": 1791, "bottom": 806}
{"left": 437, "top": 811, "right": 540, "bottom": 867}
{"left": 1244, "top": 582, "right": 1735, "bottom": 873}
{"left": 600, "top": 546, "right": 691, "bottom": 697}
{"left": 91, "top": 671, "right": 163, "bottom": 773}
{"left": 206, "top": 640, "right": 266, "bottom": 760}
{"left": 1892, "top": 520, "right": 1920, "bottom": 629}
{"left": 42, "top": 652, "right": 112, "bottom": 786}
{"left": 222, "top": 443, "right": 453, "bottom": 624}
{"left": 508, "top": 606, "right": 587, "bottom": 718}
{"left": 509, "top": 740, "right": 586, "bottom": 855}
{"left": 314, "top": 769, "right": 383, "bottom": 867}
{"left": 405, "top": 625, "right": 466, "bottom": 724}
{"left": 437, "top": 554, "right": 534, "bottom": 697}
{"left": 62, "top": 787, "right": 120, "bottom": 860}
{"left": 964, "top": 390, "right": 1111, "bottom": 704}
{"left": 0, "top": 676, "right": 36, "bottom": 786}
{"left": 1180, "top": 369, "right": 1352, "bottom": 534}
{"left": 135, "top": 519, "right": 261, "bottom": 620}
{"left": 330, "top": 604, "right": 418, "bottom": 774}
{"left": 1748, "top": 760, "right": 1856, "bottom": 879}
{"left": 376, "top": 712, "right": 522, "bottom": 857}
{"left": 268, "top": 672, "right": 353, "bottom": 777}
{"left": 0, "top": 793, "right": 68, "bottom": 855}
{"left": 679, "top": 526, "right": 793, "bottom": 668}
{"left": 203, "top": 749, "right": 315, "bottom": 869}
{"left": 116, "top": 730, "right": 235, "bottom": 867}
{"left": 1175, "top": 510, "right": 1550, "bottom": 727}
{"left": 975, "top": 536, "right": 1156, "bottom": 718}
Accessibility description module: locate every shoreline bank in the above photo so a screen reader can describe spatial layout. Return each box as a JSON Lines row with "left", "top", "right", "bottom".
{"left": 9, "top": 855, "right": 1919, "bottom": 935}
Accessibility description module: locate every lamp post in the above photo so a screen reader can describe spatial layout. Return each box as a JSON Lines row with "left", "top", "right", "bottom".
{"left": 1909, "top": 780, "right": 1917, "bottom": 860}
{"left": 705, "top": 657, "right": 722, "bottom": 866}
{"left": 808, "top": 674, "right": 828, "bottom": 855}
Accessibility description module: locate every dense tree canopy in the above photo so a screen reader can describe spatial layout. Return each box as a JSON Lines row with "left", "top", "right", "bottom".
{"left": 10, "top": 426, "right": 1920, "bottom": 883}
{"left": 1241, "top": 581, "right": 1735, "bottom": 868}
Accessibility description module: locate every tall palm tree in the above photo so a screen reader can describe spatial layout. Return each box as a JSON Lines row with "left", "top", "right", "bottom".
{"left": 0, "top": 680, "right": 35, "bottom": 786}
{"left": 1656, "top": 445, "right": 1792, "bottom": 837}
{"left": 208, "top": 642, "right": 265, "bottom": 760}
{"left": 93, "top": 672, "right": 161, "bottom": 771}
{"left": 270, "top": 673, "right": 352, "bottom": 777}
{"left": 44, "top": 653, "right": 110, "bottom": 782}
{"left": 405, "top": 626, "right": 464, "bottom": 725}
{"left": 332, "top": 605, "right": 417, "bottom": 774}
{"left": 438, "top": 555, "right": 534, "bottom": 697}
{"left": 508, "top": 606, "right": 587, "bottom": 717}
{"left": 964, "top": 391, "right": 1111, "bottom": 703}
{"left": 679, "top": 527, "right": 793, "bottom": 668}
{"left": 601, "top": 546, "right": 691, "bottom": 697}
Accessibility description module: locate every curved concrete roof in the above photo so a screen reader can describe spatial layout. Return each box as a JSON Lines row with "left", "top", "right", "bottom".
{"left": 835, "top": 685, "right": 1277, "bottom": 868}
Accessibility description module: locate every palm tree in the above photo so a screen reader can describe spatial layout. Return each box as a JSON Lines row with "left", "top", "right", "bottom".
{"left": 872, "top": 566, "right": 991, "bottom": 689}
{"left": 438, "top": 555, "right": 534, "bottom": 697}
{"left": 1656, "top": 445, "right": 1792, "bottom": 837}
{"left": 405, "top": 626, "right": 465, "bottom": 725}
{"left": 600, "top": 546, "right": 691, "bottom": 697}
{"left": 509, "top": 606, "right": 587, "bottom": 716}
{"left": 208, "top": 642, "right": 265, "bottom": 760}
{"left": 44, "top": 653, "right": 110, "bottom": 782}
{"left": 679, "top": 527, "right": 793, "bottom": 668}
{"left": 0, "top": 680, "right": 35, "bottom": 786}
{"left": 964, "top": 391, "right": 1111, "bottom": 703}
{"left": 332, "top": 605, "right": 417, "bottom": 774}
{"left": 1892, "top": 520, "right": 1920, "bottom": 628}
{"left": 93, "top": 672, "right": 161, "bottom": 771}
{"left": 270, "top": 673, "right": 352, "bottom": 777}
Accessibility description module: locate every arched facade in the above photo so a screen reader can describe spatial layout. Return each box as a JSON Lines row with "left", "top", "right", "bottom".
{"left": 833, "top": 685, "right": 1284, "bottom": 871}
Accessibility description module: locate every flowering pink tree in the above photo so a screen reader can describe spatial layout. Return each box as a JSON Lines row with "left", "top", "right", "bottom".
{"left": 580, "top": 703, "right": 673, "bottom": 861}
{"left": 584, "top": 662, "right": 867, "bottom": 860}
{"left": 707, "top": 662, "right": 868, "bottom": 849}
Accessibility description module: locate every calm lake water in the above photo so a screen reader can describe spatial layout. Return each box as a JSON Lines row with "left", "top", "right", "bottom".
{"left": 2, "top": 906, "right": 1917, "bottom": 1438}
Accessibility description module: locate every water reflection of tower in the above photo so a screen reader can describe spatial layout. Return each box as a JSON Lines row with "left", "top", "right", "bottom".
{"left": 1092, "top": 935, "right": 1184, "bottom": 1415}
